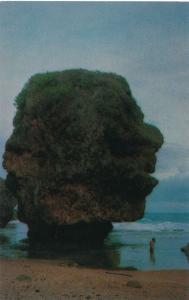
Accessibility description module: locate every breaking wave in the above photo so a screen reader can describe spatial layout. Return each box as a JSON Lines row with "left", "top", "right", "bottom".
{"left": 113, "top": 221, "right": 189, "bottom": 232}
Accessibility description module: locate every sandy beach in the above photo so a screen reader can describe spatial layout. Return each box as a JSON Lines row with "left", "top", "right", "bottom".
{"left": 0, "top": 259, "right": 188, "bottom": 300}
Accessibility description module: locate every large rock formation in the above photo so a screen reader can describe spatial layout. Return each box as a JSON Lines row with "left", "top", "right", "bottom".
{"left": 3, "top": 69, "right": 163, "bottom": 243}
{"left": 0, "top": 178, "right": 17, "bottom": 227}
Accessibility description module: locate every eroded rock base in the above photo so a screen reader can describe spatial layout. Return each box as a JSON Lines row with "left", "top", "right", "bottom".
{"left": 28, "top": 220, "right": 113, "bottom": 248}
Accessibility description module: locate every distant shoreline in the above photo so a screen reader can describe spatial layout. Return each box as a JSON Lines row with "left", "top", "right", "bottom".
{"left": 0, "top": 259, "right": 188, "bottom": 299}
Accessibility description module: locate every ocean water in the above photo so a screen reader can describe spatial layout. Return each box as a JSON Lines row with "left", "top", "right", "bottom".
{"left": 0, "top": 212, "right": 188, "bottom": 270}
{"left": 107, "top": 212, "right": 189, "bottom": 270}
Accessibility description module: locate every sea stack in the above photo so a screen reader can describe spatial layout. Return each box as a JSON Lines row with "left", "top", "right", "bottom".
{"left": 3, "top": 69, "right": 163, "bottom": 244}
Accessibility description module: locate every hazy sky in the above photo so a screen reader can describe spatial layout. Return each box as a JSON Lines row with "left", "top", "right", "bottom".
{"left": 0, "top": 2, "right": 188, "bottom": 212}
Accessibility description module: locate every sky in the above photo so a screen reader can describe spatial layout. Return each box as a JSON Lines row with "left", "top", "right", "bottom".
{"left": 0, "top": 2, "right": 189, "bottom": 213}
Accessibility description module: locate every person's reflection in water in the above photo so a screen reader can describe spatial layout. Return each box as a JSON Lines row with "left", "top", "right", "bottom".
{"left": 149, "top": 238, "right": 156, "bottom": 264}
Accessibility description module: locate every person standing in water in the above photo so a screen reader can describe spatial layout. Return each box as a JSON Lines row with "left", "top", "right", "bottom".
{"left": 149, "top": 238, "right": 156, "bottom": 263}
{"left": 150, "top": 238, "right": 156, "bottom": 254}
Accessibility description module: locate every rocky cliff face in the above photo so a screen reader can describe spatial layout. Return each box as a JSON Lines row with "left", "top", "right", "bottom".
{"left": 0, "top": 178, "right": 17, "bottom": 227}
{"left": 3, "top": 70, "right": 163, "bottom": 243}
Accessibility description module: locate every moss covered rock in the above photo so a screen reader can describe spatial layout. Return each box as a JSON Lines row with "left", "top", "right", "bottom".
{"left": 3, "top": 69, "right": 163, "bottom": 242}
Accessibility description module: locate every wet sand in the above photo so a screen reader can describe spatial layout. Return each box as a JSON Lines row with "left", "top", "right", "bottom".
{"left": 0, "top": 259, "right": 188, "bottom": 299}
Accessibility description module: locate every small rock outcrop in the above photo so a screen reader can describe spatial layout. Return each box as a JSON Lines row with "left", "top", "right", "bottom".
{"left": 181, "top": 243, "right": 189, "bottom": 258}
{"left": 0, "top": 178, "right": 17, "bottom": 227}
{"left": 3, "top": 69, "right": 163, "bottom": 243}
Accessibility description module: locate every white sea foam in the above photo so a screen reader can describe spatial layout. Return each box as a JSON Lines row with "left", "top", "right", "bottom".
{"left": 113, "top": 221, "right": 189, "bottom": 232}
